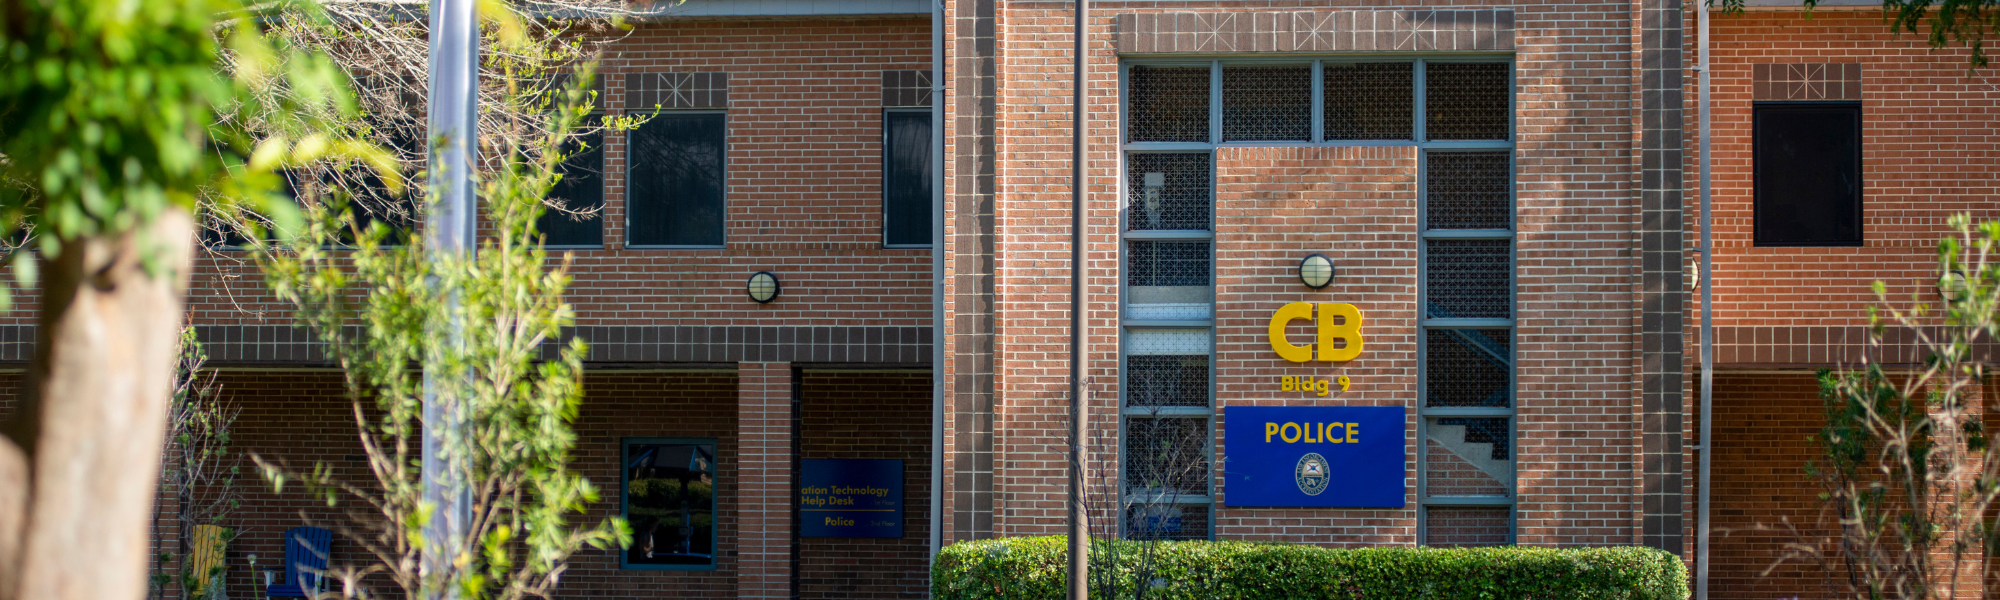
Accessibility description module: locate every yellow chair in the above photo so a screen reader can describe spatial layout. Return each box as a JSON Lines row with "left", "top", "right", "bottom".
{"left": 188, "top": 524, "right": 227, "bottom": 599}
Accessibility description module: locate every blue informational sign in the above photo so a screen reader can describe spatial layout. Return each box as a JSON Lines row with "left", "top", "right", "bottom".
{"left": 800, "top": 459, "right": 904, "bottom": 538}
{"left": 1223, "top": 406, "right": 1406, "bottom": 508}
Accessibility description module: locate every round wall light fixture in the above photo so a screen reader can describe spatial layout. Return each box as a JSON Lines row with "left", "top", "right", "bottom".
{"left": 1298, "top": 254, "right": 1335, "bottom": 289}
{"left": 1938, "top": 269, "right": 1968, "bottom": 303}
{"left": 747, "top": 271, "right": 780, "bottom": 303}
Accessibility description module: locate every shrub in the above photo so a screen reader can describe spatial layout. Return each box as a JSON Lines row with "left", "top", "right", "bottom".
{"left": 933, "top": 536, "right": 1688, "bottom": 600}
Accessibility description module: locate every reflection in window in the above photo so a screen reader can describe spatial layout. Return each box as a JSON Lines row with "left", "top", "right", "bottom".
{"left": 622, "top": 438, "right": 718, "bottom": 570}
{"left": 538, "top": 130, "right": 605, "bottom": 247}
{"left": 627, "top": 113, "right": 727, "bottom": 247}
{"left": 882, "top": 111, "right": 933, "bottom": 247}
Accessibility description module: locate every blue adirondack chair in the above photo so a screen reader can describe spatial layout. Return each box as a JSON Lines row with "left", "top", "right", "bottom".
{"left": 261, "top": 526, "right": 331, "bottom": 598}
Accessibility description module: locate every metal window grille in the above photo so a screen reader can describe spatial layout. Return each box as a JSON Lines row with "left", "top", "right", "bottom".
{"left": 1125, "top": 355, "right": 1209, "bottom": 407}
{"left": 1125, "top": 329, "right": 1212, "bottom": 355}
{"left": 1425, "top": 63, "right": 1509, "bottom": 141}
{"left": 1125, "top": 503, "right": 1211, "bottom": 541}
{"left": 1127, "top": 66, "right": 1211, "bottom": 143}
{"left": 1127, "top": 241, "right": 1212, "bottom": 287}
{"left": 1123, "top": 416, "right": 1212, "bottom": 497}
{"left": 1126, "top": 153, "right": 1212, "bottom": 231}
{"left": 1323, "top": 62, "right": 1414, "bottom": 140}
{"left": 1423, "top": 506, "right": 1511, "bottom": 547}
{"left": 1425, "top": 151, "right": 1511, "bottom": 230}
{"left": 1424, "top": 329, "right": 1510, "bottom": 408}
{"left": 1221, "top": 66, "right": 1311, "bottom": 141}
{"left": 1425, "top": 240, "right": 1510, "bottom": 319}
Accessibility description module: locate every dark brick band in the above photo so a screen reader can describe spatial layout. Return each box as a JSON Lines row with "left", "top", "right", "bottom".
{"left": 626, "top": 72, "right": 729, "bottom": 110}
{"left": 1115, "top": 10, "right": 1514, "bottom": 54}
{"left": 1639, "top": 0, "right": 1687, "bottom": 556}
{"left": 0, "top": 325, "right": 931, "bottom": 366}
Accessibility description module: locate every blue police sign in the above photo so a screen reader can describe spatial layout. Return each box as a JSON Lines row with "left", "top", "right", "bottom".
{"left": 1223, "top": 406, "right": 1406, "bottom": 508}
{"left": 800, "top": 459, "right": 903, "bottom": 538}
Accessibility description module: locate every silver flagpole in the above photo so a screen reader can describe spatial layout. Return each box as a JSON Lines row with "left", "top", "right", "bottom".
{"left": 422, "top": 0, "right": 478, "bottom": 597}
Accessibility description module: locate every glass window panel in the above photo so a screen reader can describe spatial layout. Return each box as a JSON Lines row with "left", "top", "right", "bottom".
{"left": 1125, "top": 354, "right": 1208, "bottom": 407}
{"left": 883, "top": 111, "right": 934, "bottom": 247}
{"left": 1127, "top": 66, "right": 1210, "bottom": 143}
{"left": 1425, "top": 329, "right": 1511, "bottom": 408}
{"left": 1125, "top": 503, "right": 1210, "bottom": 541}
{"left": 1424, "top": 506, "right": 1510, "bottom": 547}
{"left": 1127, "top": 241, "right": 1211, "bottom": 287}
{"left": 538, "top": 130, "right": 605, "bottom": 247}
{"left": 627, "top": 113, "right": 726, "bottom": 247}
{"left": 1323, "top": 62, "right": 1414, "bottom": 140}
{"left": 1425, "top": 151, "right": 1511, "bottom": 230}
{"left": 1125, "top": 153, "right": 1211, "bottom": 231}
{"left": 623, "top": 439, "right": 718, "bottom": 569}
{"left": 1425, "top": 239, "right": 1511, "bottom": 319}
{"left": 1123, "top": 416, "right": 1211, "bottom": 497}
{"left": 1425, "top": 417, "right": 1513, "bottom": 497}
{"left": 1221, "top": 65, "right": 1311, "bottom": 141}
{"left": 1753, "top": 104, "right": 1863, "bottom": 246}
{"left": 1125, "top": 328, "right": 1211, "bottom": 355}
{"left": 1425, "top": 63, "right": 1509, "bottom": 141}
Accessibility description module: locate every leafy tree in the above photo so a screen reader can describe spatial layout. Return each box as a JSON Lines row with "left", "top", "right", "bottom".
{"left": 0, "top": 2, "right": 374, "bottom": 598}
{"left": 241, "top": 4, "right": 636, "bottom": 596}
{"left": 1773, "top": 215, "right": 2000, "bottom": 599}
{"left": 1713, "top": 0, "right": 2000, "bottom": 68}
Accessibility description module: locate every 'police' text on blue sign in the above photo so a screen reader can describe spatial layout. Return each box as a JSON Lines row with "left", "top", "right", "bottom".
{"left": 800, "top": 459, "right": 903, "bottom": 538}
{"left": 1223, "top": 406, "right": 1406, "bottom": 508}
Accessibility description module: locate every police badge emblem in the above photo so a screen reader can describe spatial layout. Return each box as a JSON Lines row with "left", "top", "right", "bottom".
{"left": 1294, "top": 452, "right": 1330, "bottom": 496}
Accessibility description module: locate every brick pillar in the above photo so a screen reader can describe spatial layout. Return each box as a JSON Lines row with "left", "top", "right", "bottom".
{"left": 737, "top": 362, "right": 793, "bottom": 599}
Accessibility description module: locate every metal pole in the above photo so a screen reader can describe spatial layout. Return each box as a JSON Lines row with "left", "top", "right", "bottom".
{"left": 1695, "top": 3, "right": 1714, "bottom": 599}
{"left": 1067, "top": 0, "right": 1090, "bottom": 595}
{"left": 929, "top": 0, "right": 946, "bottom": 561}
{"left": 423, "top": 0, "right": 478, "bottom": 597}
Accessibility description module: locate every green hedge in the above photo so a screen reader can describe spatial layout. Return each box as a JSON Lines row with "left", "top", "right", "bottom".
{"left": 933, "top": 536, "right": 1688, "bottom": 600}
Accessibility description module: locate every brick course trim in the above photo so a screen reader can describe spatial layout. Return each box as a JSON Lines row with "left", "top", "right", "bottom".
{"left": 1638, "top": 0, "right": 1688, "bottom": 554}
{"left": 1113, "top": 10, "right": 1514, "bottom": 54}
{"left": 626, "top": 72, "right": 730, "bottom": 110}
{"left": 881, "top": 70, "right": 933, "bottom": 107}
{"left": 1751, "top": 63, "right": 1861, "bottom": 101}
{"left": 0, "top": 325, "right": 932, "bottom": 365}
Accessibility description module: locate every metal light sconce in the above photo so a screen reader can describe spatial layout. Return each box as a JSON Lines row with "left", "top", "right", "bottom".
{"left": 747, "top": 271, "right": 780, "bottom": 303}
{"left": 1298, "top": 254, "right": 1335, "bottom": 289}
{"left": 1938, "top": 269, "right": 1968, "bottom": 303}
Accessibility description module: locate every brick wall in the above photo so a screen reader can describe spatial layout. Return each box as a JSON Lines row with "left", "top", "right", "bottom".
{"left": 148, "top": 17, "right": 939, "bottom": 330}
{"left": 205, "top": 370, "right": 743, "bottom": 599}
{"left": 1707, "top": 373, "right": 1834, "bottom": 599}
{"left": 798, "top": 371, "right": 933, "bottom": 599}
{"left": 1211, "top": 146, "right": 1420, "bottom": 544}
{"left": 985, "top": 0, "right": 1642, "bottom": 548}
{"left": 1693, "top": 11, "right": 2000, "bottom": 328}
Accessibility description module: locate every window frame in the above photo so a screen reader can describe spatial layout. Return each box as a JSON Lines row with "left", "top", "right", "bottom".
{"left": 881, "top": 107, "right": 935, "bottom": 249}
{"left": 619, "top": 436, "right": 721, "bottom": 571}
{"left": 623, "top": 110, "right": 730, "bottom": 250}
{"left": 1116, "top": 56, "right": 1517, "bottom": 545}
{"left": 1751, "top": 101, "right": 1865, "bottom": 247}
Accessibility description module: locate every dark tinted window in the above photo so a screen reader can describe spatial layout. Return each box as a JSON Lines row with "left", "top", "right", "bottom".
{"left": 883, "top": 111, "right": 932, "bottom": 247}
{"left": 622, "top": 438, "right": 717, "bottom": 570}
{"left": 538, "top": 130, "right": 605, "bottom": 247}
{"left": 628, "top": 113, "right": 726, "bottom": 247}
{"left": 1755, "top": 103, "right": 1863, "bottom": 246}
{"left": 202, "top": 170, "right": 299, "bottom": 248}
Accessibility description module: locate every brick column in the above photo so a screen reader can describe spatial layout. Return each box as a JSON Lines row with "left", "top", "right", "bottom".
{"left": 736, "top": 362, "right": 793, "bottom": 599}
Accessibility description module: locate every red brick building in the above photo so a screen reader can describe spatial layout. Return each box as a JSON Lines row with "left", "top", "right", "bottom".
{"left": 1, "top": 0, "right": 1993, "bottom": 597}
